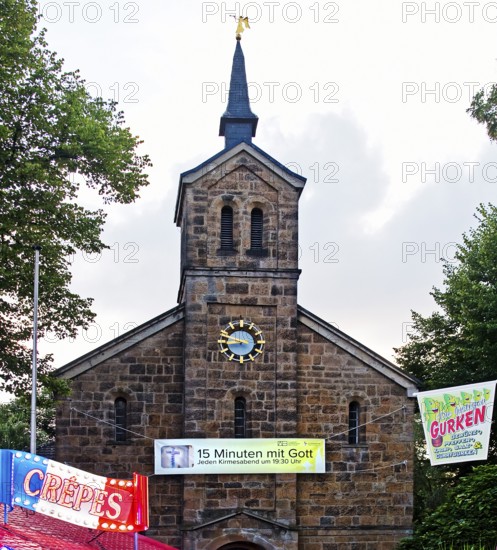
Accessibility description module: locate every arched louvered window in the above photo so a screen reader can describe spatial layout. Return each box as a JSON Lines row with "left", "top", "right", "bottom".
{"left": 115, "top": 397, "right": 127, "bottom": 442}
{"left": 348, "top": 401, "right": 360, "bottom": 444}
{"left": 221, "top": 205, "right": 234, "bottom": 249}
{"left": 234, "top": 397, "right": 247, "bottom": 438}
{"left": 250, "top": 208, "right": 263, "bottom": 250}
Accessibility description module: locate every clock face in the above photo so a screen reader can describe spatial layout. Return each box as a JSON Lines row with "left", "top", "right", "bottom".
{"left": 218, "top": 319, "right": 265, "bottom": 364}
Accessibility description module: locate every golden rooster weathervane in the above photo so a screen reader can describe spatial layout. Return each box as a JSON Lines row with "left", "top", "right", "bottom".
{"left": 231, "top": 15, "right": 250, "bottom": 39}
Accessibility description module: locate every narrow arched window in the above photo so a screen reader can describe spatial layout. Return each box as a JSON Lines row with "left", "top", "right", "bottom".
{"left": 115, "top": 398, "right": 127, "bottom": 442}
{"left": 234, "top": 397, "right": 246, "bottom": 438}
{"left": 250, "top": 208, "right": 263, "bottom": 250}
{"left": 220, "top": 206, "right": 234, "bottom": 249}
{"left": 348, "top": 401, "right": 360, "bottom": 444}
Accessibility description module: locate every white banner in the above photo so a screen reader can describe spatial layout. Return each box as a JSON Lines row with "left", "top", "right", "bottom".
{"left": 154, "top": 438, "right": 325, "bottom": 475}
{"left": 415, "top": 380, "right": 496, "bottom": 465}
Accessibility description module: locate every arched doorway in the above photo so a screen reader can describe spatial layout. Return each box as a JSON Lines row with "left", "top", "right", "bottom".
{"left": 218, "top": 543, "right": 265, "bottom": 550}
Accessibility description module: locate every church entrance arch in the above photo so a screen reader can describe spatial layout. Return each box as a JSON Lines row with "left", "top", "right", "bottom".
{"left": 217, "top": 543, "right": 266, "bottom": 550}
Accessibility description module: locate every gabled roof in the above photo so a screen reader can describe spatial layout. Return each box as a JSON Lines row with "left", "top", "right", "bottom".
{"left": 55, "top": 304, "right": 184, "bottom": 380}
{"left": 297, "top": 305, "right": 419, "bottom": 395}
{"left": 174, "top": 140, "right": 306, "bottom": 226}
{"left": 55, "top": 301, "right": 418, "bottom": 395}
{"left": 0, "top": 506, "right": 177, "bottom": 549}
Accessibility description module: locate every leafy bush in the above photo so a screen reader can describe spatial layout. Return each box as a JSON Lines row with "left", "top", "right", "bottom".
{"left": 398, "top": 464, "right": 497, "bottom": 549}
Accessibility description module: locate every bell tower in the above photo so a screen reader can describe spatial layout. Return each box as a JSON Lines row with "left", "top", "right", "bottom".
{"left": 174, "top": 36, "right": 305, "bottom": 283}
{"left": 173, "top": 36, "right": 306, "bottom": 547}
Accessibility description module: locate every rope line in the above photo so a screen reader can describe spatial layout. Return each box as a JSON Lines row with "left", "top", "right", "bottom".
{"left": 70, "top": 407, "right": 155, "bottom": 441}
{"left": 70, "top": 404, "right": 406, "bottom": 444}
{"left": 328, "top": 405, "right": 406, "bottom": 441}
{"left": 346, "top": 460, "right": 408, "bottom": 474}
{"left": 68, "top": 406, "right": 409, "bottom": 478}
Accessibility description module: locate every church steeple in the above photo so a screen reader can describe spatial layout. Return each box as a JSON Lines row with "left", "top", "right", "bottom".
{"left": 219, "top": 38, "right": 258, "bottom": 149}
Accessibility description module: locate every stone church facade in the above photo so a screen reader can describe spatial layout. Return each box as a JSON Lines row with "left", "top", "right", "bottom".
{"left": 55, "top": 38, "right": 418, "bottom": 550}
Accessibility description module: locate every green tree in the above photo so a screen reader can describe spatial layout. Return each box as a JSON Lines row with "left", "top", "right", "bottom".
{"left": 396, "top": 80, "right": 497, "bottom": 550}
{"left": 468, "top": 84, "right": 497, "bottom": 142}
{"left": 396, "top": 203, "right": 497, "bottom": 392}
{"left": 0, "top": 0, "right": 151, "bottom": 395}
{"left": 0, "top": 389, "right": 56, "bottom": 450}
{"left": 398, "top": 464, "right": 497, "bottom": 549}
{"left": 395, "top": 204, "right": 497, "bottom": 544}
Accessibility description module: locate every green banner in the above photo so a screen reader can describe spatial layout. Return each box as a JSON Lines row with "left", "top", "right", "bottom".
{"left": 154, "top": 438, "right": 325, "bottom": 475}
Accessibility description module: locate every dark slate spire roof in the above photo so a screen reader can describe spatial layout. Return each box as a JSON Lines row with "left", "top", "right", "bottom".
{"left": 219, "top": 38, "right": 258, "bottom": 149}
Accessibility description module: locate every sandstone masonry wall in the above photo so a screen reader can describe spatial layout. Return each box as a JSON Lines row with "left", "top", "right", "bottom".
{"left": 56, "top": 320, "right": 185, "bottom": 548}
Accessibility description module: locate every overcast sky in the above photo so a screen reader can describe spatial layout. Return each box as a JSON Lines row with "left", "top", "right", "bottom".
{"left": 36, "top": 0, "right": 497, "bottom": 369}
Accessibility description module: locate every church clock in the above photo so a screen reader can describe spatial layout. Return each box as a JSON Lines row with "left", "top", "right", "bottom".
{"left": 218, "top": 320, "right": 265, "bottom": 364}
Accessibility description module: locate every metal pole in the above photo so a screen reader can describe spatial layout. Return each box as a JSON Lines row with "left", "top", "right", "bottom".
{"left": 30, "top": 246, "right": 41, "bottom": 455}
{"left": 134, "top": 531, "right": 138, "bottom": 550}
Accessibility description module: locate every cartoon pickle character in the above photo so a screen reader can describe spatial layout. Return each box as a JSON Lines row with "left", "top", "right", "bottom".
{"left": 484, "top": 388, "right": 492, "bottom": 401}
{"left": 443, "top": 393, "right": 460, "bottom": 418}
{"left": 474, "top": 441, "right": 482, "bottom": 450}
{"left": 460, "top": 391, "right": 473, "bottom": 406}
{"left": 422, "top": 398, "right": 442, "bottom": 424}
{"left": 473, "top": 388, "right": 483, "bottom": 402}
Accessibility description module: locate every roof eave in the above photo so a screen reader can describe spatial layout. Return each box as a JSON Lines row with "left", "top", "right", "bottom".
{"left": 297, "top": 304, "right": 420, "bottom": 395}
{"left": 55, "top": 304, "right": 185, "bottom": 379}
{"left": 174, "top": 141, "right": 306, "bottom": 226}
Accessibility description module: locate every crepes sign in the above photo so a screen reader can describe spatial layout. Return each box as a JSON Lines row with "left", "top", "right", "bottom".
{"left": 0, "top": 449, "right": 149, "bottom": 532}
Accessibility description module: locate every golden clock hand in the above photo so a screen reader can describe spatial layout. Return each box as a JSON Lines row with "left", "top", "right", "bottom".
{"left": 226, "top": 336, "right": 249, "bottom": 344}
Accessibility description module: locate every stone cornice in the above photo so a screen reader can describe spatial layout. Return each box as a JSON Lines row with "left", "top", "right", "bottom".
{"left": 54, "top": 304, "right": 185, "bottom": 379}
{"left": 177, "top": 267, "right": 301, "bottom": 303}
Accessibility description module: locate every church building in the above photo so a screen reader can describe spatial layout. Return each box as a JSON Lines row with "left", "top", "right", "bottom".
{"left": 55, "top": 36, "right": 419, "bottom": 550}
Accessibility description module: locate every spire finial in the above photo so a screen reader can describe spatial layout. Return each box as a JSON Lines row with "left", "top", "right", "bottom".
{"left": 219, "top": 36, "right": 258, "bottom": 149}
{"left": 233, "top": 16, "right": 250, "bottom": 40}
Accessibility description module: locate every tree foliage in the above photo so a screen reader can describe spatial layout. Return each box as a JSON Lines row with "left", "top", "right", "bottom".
{"left": 0, "top": 389, "right": 56, "bottom": 450}
{"left": 0, "top": 0, "right": 151, "bottom": 395}
{"left": 396, "top": 203, "right": 497, "bottom": 392}
{"left": 393, "top": 78, "right": 497, "bottom": 550}
{"left": 399, "top": 464, "right": 497, "bottom": 549}
{"left": 396, "top": 203, "right": 497, "bottom": 546}
{"left": 468, "top": 84, "right": 497, "bottom": 142}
